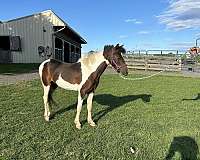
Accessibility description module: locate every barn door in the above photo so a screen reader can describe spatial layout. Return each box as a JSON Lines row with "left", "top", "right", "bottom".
{"left": 0, "top": 36, "right": 12, "bottom": 63}
{"left": 0, "top": 50, "right": 11, "bottom": 63}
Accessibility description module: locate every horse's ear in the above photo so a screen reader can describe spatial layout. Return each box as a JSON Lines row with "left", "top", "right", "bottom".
{"left": 115, "top": 44, "right": 120, "bottom": 48}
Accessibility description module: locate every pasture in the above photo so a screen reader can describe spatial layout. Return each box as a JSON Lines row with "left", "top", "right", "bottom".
{"left": 1, "top": 74, "right": 200, "bottom": 159}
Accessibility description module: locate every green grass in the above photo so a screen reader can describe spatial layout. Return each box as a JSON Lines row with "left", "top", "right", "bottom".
{"left": 1, "top": 74, "right": 200, "bottom": 159}
{"left": 0, "top": 63, "right": 39, "bottom": 74}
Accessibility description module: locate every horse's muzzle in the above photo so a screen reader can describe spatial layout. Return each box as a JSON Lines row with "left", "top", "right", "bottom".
{"left": 120, "top": 66, "right": 128, "bottom": 76}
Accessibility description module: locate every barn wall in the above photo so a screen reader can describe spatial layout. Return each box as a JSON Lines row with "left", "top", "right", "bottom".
{"left": 0, "top": 11, "right": 66, "bottom": 63}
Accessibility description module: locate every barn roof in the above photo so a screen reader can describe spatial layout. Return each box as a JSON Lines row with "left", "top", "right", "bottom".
{"left": 1, "top": 10, "right": 87, "bottom": 44}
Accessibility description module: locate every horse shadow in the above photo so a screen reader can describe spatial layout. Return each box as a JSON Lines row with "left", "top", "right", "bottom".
{"left": 50, "top": 102, "right": 76, "bottom": 119}
{"left": 182, "top": 93, "right": 200, "bottom": 101}
{"left": 51, "top": 93, "right": 152, "bottom": 123}
{"left": 91, "top": 93, "right": 152, "bottom": 124}
{"left": 165, "top": 136, "right": 199, "bottom": 160}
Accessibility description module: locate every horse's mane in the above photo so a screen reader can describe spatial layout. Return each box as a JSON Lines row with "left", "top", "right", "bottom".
{"left": 79, "top": 44, "right": 126, "bottom": 66}
{"left": 79, "top": 51, "right": 103, "bottom": 66}
{"left": 104, "top": 44, "right": 126, "bottom": 54}
{"left": 104, "top": 45, "right": 114, "bottom": 53}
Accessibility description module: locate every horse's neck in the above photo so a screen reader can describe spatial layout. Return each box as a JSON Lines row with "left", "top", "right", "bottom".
{"left": 81, "top": 52, "right": 106, "bottom": 67}
{"left": 80, "top": 52, "right": 108, "bottom": 77}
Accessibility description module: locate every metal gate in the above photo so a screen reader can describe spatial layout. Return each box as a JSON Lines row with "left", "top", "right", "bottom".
{"left": 181, "top": 58, "right": 200, "bottom": 73}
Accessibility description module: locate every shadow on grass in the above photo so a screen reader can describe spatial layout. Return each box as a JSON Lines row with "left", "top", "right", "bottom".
{"left": 50, "top": 94, "right": 152, "bottom": 123}
{"left": 89, "top": 93, "right": 152, "bottom": 124}
{"left": 182, "top": 93, "right": 200, "bottom": 101}
{"left": 50, "top": 103, "right": 76, "bottom": 119}
{"left": 165, "top": 136, "right": 199, "bottom": 160}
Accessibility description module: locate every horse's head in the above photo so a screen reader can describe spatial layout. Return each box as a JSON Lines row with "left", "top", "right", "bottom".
{"left": 103, "top": 44, "right": 128, "bottom": 76}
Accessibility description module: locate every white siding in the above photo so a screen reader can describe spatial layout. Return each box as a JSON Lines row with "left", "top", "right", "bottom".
{"left": 0, "top": 10, "right": 66, "bottom": 63}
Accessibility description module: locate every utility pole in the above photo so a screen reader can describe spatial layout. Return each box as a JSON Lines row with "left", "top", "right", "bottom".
{"left": 195, "top": 38, "right": 200, "bottom": 47}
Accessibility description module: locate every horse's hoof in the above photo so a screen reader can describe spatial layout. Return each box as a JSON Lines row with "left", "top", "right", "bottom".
{"left": 89, "top": 121, "right": 96, "bottom": 127}
{"left": 76, "top": 124, "right": 81, "bottom": 129}
{"left": 44, "top": 116, "right": 49, "bottom": 122}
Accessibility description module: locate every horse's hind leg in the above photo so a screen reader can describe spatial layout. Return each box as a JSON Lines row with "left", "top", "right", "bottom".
{"left": 48, "top": 82, "right": 58, "bottom": 105}
{"left": 87, "top": 92, "right": 96, "bottom": 127}
{"left": 43, "top": 85, "right": 51, "bottom": 121}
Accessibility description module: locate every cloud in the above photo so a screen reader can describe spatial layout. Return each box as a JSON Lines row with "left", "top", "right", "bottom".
{"left": 158, "top": 0, "right": 200, "bottom": 30}
{"left": 135, "top": 21, "right": 143, "bottom": 24}
{"left": 125, "top": 18, "right": 143, "bottom": 24}
{"left": 125, "top": 18, "right": 136, "bottom": 22}
{"left": 119, "top": 35, "right": 128, "bottom": 39}
{"left": 138, "top": 31, "right": 150, "bottom": 34}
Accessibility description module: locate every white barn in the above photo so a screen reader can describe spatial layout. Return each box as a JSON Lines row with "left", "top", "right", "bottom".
{"left": 0, "top": 10, "right": 87, "bottom": 63}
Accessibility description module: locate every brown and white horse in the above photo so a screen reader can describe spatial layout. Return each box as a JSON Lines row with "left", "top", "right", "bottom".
{"left": 39, "top": 44, "right": 128, "bottom": 129}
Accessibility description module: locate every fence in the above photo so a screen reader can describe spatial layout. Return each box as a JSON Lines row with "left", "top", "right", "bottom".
{"left": 124, "top": 54, "right": 181, "bottom": 72}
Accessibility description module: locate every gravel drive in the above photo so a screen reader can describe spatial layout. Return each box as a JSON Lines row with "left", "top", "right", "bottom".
{"left": 0, "top": 72, "right": 39, "bottom": 86}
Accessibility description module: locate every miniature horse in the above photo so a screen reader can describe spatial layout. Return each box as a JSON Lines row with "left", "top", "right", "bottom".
{"left": 39, "top": 44, "right": 128, "bottom": 129}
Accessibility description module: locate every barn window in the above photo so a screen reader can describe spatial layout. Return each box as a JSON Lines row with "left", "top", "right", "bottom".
{"left": 76, "top": 47, "right": 81, "bottom": 59}
{"left": 0, "top": 36, "right": 21, "bottom": 51}
{"left": 71, "top": 45, "right": 75, "bottom": 53}
{"left": 10, "top": 36, "right": 21, "bottom": 51}
{"left": 55, "top": 37, "right": 63, "bottom": 61}
{"left": 76, "top": 47, "right": 80, "bottom": 54}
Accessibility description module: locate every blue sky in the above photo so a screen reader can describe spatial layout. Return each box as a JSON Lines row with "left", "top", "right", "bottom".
{"left": 1, "top": 0, "right": 200, "bottom": 52}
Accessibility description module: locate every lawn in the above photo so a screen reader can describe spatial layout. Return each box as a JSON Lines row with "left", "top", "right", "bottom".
{"left": 1, "top": 74, "right": 200, "bottom": 159}
{"left": 0, "top": 63, "right": 39, "bottom": 74}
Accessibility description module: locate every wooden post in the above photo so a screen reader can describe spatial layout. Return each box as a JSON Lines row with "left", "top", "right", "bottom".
{"left": 145, "top": 57, "right": 148, "bottom": 71}
{"left": 179, "top": 58, "right": 182, "bottom": 71}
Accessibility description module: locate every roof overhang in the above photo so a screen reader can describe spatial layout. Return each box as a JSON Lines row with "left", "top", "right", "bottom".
{"left": 53, "top": 26, "right": 87, "bottom": 44}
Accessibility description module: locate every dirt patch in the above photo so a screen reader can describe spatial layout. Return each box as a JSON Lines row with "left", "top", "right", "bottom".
{"left": 0, "top": 72, "right": 39, "bottom": 86}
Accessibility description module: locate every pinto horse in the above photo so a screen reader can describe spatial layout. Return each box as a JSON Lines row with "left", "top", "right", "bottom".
{"left": 39, "top": 44, "right": 128, "bottom": 129}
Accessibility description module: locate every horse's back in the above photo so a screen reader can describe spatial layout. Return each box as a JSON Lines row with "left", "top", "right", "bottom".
{"left": 39, "top": 59, "right": 82, "bottom": 87}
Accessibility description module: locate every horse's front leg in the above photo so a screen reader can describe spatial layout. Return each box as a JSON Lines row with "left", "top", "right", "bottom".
{"left": 74, "top": 93, "right": 83, "bottom": 129}
{"left": 87, "top": 92, "right": 96, "bottom": 127}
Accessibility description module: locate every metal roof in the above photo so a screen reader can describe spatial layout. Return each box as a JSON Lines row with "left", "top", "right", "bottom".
{"left": 1, "top": 10, "right": 87, "bottom": 44}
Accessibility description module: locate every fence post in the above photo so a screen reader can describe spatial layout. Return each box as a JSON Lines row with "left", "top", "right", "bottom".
{"left": 145, "top": 57, "right": 148, "bottom": 71}
{"left": 179, "top": 58, "right": 182, "bottom": 71}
